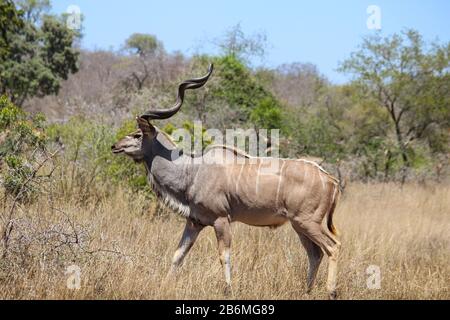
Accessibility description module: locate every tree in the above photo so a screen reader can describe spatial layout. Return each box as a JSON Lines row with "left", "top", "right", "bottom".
{"left": 215, "top": 23, "right": 268, "bottom": 65}
{"left": 269, "top": 62, "right": 327, "bottom": 108}
{"left": 0, "top": 1, "right": 79, "bottom": 107}
{"left": 183, "top": 54, "right": 283, "bottom": 130}
{"left": 15, "top": 0, "right": 50, "bottom": 23}
{"left": 0, "top": 95, "right": 47, "bottom": 200}
{"left": 250, "top": 97, "right": 282, "bottom": 130}
{"left": 339, "top": 30, "right": 450, "bottom": 182}
{"left": 0, "top": 0, "right": 24, "bottom": 60}
{"left": 123, "top": 33, "right": 163, "bottom": 91}
{"left": 125, "top": 33, "right": 159, "bottom": 58}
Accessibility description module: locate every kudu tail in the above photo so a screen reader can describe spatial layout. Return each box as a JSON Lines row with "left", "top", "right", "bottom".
{"left": 327, "top": 184, "right": 340, "bottom": 236}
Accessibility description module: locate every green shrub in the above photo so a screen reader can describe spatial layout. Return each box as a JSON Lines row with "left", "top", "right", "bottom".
{"left": 0, "top": 96, "right": 47, "bottom": 200}
{"left": 47, "top": 116, "right": 151, "bottom": 197}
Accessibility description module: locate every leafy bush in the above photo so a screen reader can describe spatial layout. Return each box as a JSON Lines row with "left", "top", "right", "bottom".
{"left": 0, "top": 95, "right": 47, "bottom": 201}
{"left": 46, "top": 116, "right": 151, "bottom": 200}
{"left": 107, "top": 118, "right": 150, "bottom": 191}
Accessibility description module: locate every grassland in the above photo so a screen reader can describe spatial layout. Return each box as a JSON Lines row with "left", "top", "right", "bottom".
{"left": 0, "top": 182, "right": 448, "bottom": 299}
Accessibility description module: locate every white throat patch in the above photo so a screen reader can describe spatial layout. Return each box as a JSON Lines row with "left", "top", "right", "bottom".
{"left": 147, "top": 174, "right": 191, "bottom": 218}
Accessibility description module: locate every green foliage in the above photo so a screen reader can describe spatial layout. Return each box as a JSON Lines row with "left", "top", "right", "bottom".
{"left": 287, "top": 111, "right": 343, "bottom": 162}
{"left": 115, "top": 118, "right": 137, "bottom": 140}
{"left": 0, "top": 95, "right": 46, "bottom": 200}
{"left": 0, "top": 95, "right": 46, "bottom": 156}
{"left": 47, "top": 117, "right": 150, "bottom": 194}
{"left": 0, "top": 0, "right": 24, "bottom": 59}
{"left": 0, "top": 1, "right": 79, "bottom": 106}
{"left": 182, "top": 120, "right": 212, "bottom": 152}
{"left": 338, "top": 29, "right": 450, "bottom": 177}
{"left": 110, "top": 119, "right": 150, "bottom": 191}
{"left": 216, "top": 23, "right": 267, "bottom": 64}
{"left": 3, "top": 21, "right": 447, "bottom": 184}
{"left": 41, "top": 15, "right": 79, "bottom": 78}
{"left": 16, "top": 0, "right": 50, "bottom": 23}
{"left": 0, "top": 101, "right": 150, "bottom": 202}
{"left": 125, "top": 33, "right": 160, "bottom": 57}
{"left": 3, "top": 154, "right": 35, "bottom": 199}
{"left": 186, "top": 54, "right": 284, "bottom": 129}
{"left": 162, "top": 121, "right": 212, "bottom": 153}
{"left": 0, "top": 95, "right": 23, "bottom": 129}
{"left": 250, "top": 97, "right": 282, "bottom": 130}
{"left": 213, "top": 55, "right": 266, "bottom": 121}
{"left": 162, "top": 123, "right": 176, "bottom": 135}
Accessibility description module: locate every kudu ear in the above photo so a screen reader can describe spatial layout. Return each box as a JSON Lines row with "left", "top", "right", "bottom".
{"left": 136, "top": 117, "right": 156, "bottom": 137}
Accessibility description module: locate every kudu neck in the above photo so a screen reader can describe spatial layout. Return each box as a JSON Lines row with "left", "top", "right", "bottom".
{"left": 144, "top": 135, "right": 197, "bottom": 197}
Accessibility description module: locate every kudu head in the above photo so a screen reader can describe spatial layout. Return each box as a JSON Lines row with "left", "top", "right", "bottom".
{"left": 111, "top": 64, "right": 213, "bottom": 162}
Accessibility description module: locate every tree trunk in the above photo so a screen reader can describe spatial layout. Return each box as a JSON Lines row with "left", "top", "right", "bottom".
{"left": 386, "top": 99, "right": 409, "bottom": 185}
{"left": 393, "top": 120, "right": 409, "bottom": 184}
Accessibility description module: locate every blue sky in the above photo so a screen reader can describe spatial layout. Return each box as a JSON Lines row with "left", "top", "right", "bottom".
{"left": 51, "top": 0, "right": 450, "bottom": 83}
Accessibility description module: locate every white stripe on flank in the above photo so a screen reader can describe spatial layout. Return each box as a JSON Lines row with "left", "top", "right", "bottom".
{"left": 275, "top": 160, "right": 286, "bottom": 205}
{"left": 319, "top": 172, "right": 326, "bottom": 190}
{"left": 310, "top": 166, "right": 315, "bottom": 185}
{"left": 331, "top": 183, "right": 338, "bottom": 204}
{"left": 255, "top": 160, "right": 263, "bottom": 195}
{"left": 303, "top": 163, "right": 309, "bottom": 180}
{"left": 235, "top": 163, "right": 245, "bottom": 193}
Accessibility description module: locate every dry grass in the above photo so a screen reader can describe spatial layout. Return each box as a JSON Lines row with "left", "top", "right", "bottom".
{"left": 0, "top": 182, "right": 449, "bottom": 300}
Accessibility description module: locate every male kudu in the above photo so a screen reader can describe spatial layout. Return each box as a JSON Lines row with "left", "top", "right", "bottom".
{"left": 111, "top": 65, "right": 342, "bottom": 299}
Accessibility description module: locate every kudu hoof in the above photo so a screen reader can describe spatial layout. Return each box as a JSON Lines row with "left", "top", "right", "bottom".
{"left": 328, "top": 290, "right": 338, "bottom": 300}
{"left": 223, "top": 285, "right": 233, "bottom": 297}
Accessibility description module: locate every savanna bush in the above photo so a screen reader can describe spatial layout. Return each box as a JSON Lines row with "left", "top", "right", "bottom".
{"left": 1, "top": 95, "right": 153, "bottom": 205}
{"left": 0, "top": 95, "right": 47, "bottom": 201}
{"left": 46, "top": 117, "right": 151, "bottom": 203}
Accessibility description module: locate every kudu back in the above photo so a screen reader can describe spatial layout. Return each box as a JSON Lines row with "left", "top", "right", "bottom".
{"left": 111, "top": 64, "right": 342, "bottom": 299}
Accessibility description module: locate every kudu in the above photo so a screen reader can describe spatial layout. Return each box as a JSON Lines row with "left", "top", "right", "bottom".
{"left": 111, "top": 65, "right": 342, "bottom": 299}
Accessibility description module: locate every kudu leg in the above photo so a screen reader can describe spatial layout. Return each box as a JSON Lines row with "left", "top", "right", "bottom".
{"left": 297, "top": 233, "right": 323, "bottom": 293}
{"left": 291, "top": 218, "right": 341, "bottom": 299}
{"left": 213, "top": 217, "right": 232, "bottom": 290}
{"left": 170, "top": 219, "right": 204, "bottom": 274}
